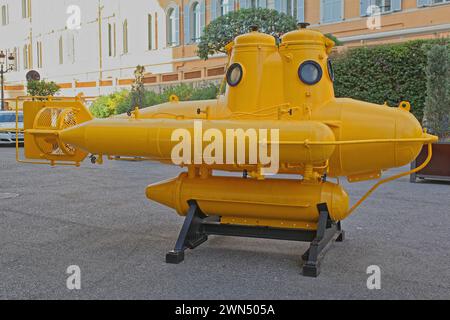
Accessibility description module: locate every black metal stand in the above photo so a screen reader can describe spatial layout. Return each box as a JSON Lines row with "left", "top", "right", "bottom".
{"left": 166, "top": 200, "right": 345, "bottom": 277}
{"left": 410, "top": 160, "right": 417, "bottom": 183}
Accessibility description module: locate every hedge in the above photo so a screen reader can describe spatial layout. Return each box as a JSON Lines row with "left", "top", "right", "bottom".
{"left": 333, "top": 38, "right": 450, "bottom": 121}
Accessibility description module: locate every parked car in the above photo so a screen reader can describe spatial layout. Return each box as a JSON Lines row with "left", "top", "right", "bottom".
{"left": 0, "top": 111, "right": 24, "bottom": 145}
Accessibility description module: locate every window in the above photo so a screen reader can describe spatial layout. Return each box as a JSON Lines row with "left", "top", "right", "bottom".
{"left": 12, "top": 48, "right": 18, "bottom": 71}
{"left": 167, "top": 7, "right": 179, "bottom": 46}
{"left": 220, "top": 0, "right": 231, "bottom": 15}
{"left": 212, "top": 0, "right": 233, "bottom": 20}
{"left": 321, "top": 0, "right": 343, "bottom": 23}
{"left": 148, "top": 14, "right": 153, "bottom": 50}
{"left": 430, "top": 0, "right": 450, "bottom": 4}
{"left": 1, "top": 5, "right": 8, "bottom": 26}
{"left": 191, "top": 2, "right": 202, "bottom": 42}
{"left": 67, "top": 33, "right": 75, "bottom": 63}
{"left": 327, "top": 59, "right": 334, "bottom": 82}
{"left": 36, "top": 41, "right": 43, "bottom": 68}
{"left": 108, "top": 23, "right": 113, "bottom": 56}
{"left": 154, "top": 13, "right": 158, "bottom": 50}
{"left": 298, "top": 61, "right": 323, "bottom": 85}
{"left": 108, "top": 23, "right": 117, "bottom": 57}
{"left": 185, "top": 1, "right": 204, "bottom": 44}
{"left": 284, "top": 0, "right": 298, "bottom": 17}
{"left": 276, "top": 0, "right": 304, "bottom": 21}
{"left": 123, "top": 20, "right": 129, "bottom": 54}
{"left": 361, "top": 0, "right": 401, "bottom": 16}
{"left": 418, "top": 0, "right": 450, "bottom": 6}
{"left": 22, "top": 0, "right": 30, "bottom": 18}
{"left": 23, "top": 45, "right": 29, "bottom": 69}
{"left": 58, "top": 36, "right": 63, "bottom": 65}
{"left": 249, "top": 0, "right": 266, "bottom": 8}
{"left": 372, "top": 0, "right": 392, "bottom": 12}
{"left": 226, "top": 63, "right": 243, "bottom": 87}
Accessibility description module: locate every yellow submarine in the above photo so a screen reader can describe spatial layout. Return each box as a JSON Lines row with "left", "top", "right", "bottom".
{"left": 18, "top": 24, "right": 437, "bottom": 276}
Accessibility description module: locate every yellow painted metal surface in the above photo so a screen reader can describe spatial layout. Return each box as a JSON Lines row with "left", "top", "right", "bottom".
{"left": 146, "top": 173, "right": 349, "bottom": 230}
{"left": 19, "top": 27, "right": 438, "bottom": 230}
{"left": 22, "top": 99, "right": 92, "bottom": 165}
{"left": 59, "top": 119, "right": 336, "bottom": 168}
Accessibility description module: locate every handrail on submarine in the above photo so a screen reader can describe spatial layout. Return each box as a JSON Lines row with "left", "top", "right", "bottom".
{"left": 347, "top": 143, "right": 433, "bottom": 216}
{"left": 277, "top": 136, "right": 438, "bottom": 145}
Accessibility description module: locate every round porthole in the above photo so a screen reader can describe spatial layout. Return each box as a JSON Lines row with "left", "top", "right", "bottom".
{"left": 327, "top": 59, "right": 335, "bottom": 82}
{"left": 298, "top": 61, "right": 323, "bottom": 85}
{"left": 226, "top": 63, "right": 243, "bottom": 87}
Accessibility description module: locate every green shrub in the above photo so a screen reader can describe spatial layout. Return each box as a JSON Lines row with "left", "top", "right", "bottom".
{"left": 423, "top": 45, "right": 450, "bottom": 140}
{"left": 190, "top": 84, "right": 220, "bottom": 100}
{"left": 143, "top": 90, "right": 165, "bottom": 107}
{"left": 27, "top": 80, "right": 60, "bottom": 97}
{"left": 333, "top": 38, "right": 450, "bottom": 120}
{"left": 161, "top": 83, "right": 195, "bottom": 101}
{"left": 91, "top": 84, "right": 220, "bottom": 118}
{"left": 90, "top": 90, "right": 129, "bottom": 118}
{"left": 115, "top": 94, "right": 133, "bottom": 115}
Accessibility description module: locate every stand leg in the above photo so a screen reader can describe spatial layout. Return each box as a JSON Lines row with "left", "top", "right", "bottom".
{"left": 410, "top": 160, "right": 417, "bottom": 183}
{"left": 302, "top": 203, "right": 343, "bottom": 278}
{"left": 166, "top": 200, "right": 208, "bottom": 264}
{"left": 336, "top": 221, "right": 345, "bottom": 242}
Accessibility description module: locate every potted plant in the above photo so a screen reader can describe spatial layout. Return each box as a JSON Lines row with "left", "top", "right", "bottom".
{"left": 411, "top": 44, "right": 450, "bottom": 182}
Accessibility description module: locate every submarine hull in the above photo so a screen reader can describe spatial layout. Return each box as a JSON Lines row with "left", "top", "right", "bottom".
{"left": 146, "top": 173, "right": 350, "bottom": 230}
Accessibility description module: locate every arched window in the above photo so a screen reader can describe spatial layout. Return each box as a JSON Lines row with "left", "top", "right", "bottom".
{"left": 21, "top": 0, "right": 30, "bottom": 18}
{"left": 166, "top": 7, "right": 179, "bottom": 46}
{"left": 1, "top": 5, "right": 8, "bottom": 25}
{"left": 122, "top": 19, "right": 128, "bottom": 54}
{"left": 212, "top": 0, "right": 233, "bottom": 20}
{"left": 191, "top": 2, "right": 202, "bottom": 42}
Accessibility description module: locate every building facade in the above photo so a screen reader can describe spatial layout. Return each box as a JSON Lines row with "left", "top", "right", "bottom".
{"left": 1, "top": 0, "right": 450, "bottom": 102}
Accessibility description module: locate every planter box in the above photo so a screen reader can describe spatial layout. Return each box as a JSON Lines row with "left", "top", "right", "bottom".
{"left": 410, "top": 143, "right": 450, "bottom": 182}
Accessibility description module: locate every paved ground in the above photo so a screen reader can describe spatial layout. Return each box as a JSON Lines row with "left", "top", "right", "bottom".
{"left": 0, "top": 147, "right": 449, "bottom": 300}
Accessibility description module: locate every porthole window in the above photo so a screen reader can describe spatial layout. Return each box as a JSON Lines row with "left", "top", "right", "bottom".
{"left": 327, "top": 59, "right": 335, "bottom": 82}
{"left": 226, "top": 63, "right": 243, "bottom": 87}
{"left": 298, "top": 61, "right": 322, "bottom": 85}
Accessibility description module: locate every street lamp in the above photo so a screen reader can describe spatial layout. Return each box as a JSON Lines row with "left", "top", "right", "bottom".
{"left": 0, "top": 50, "right": 15, "bottom": 111}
